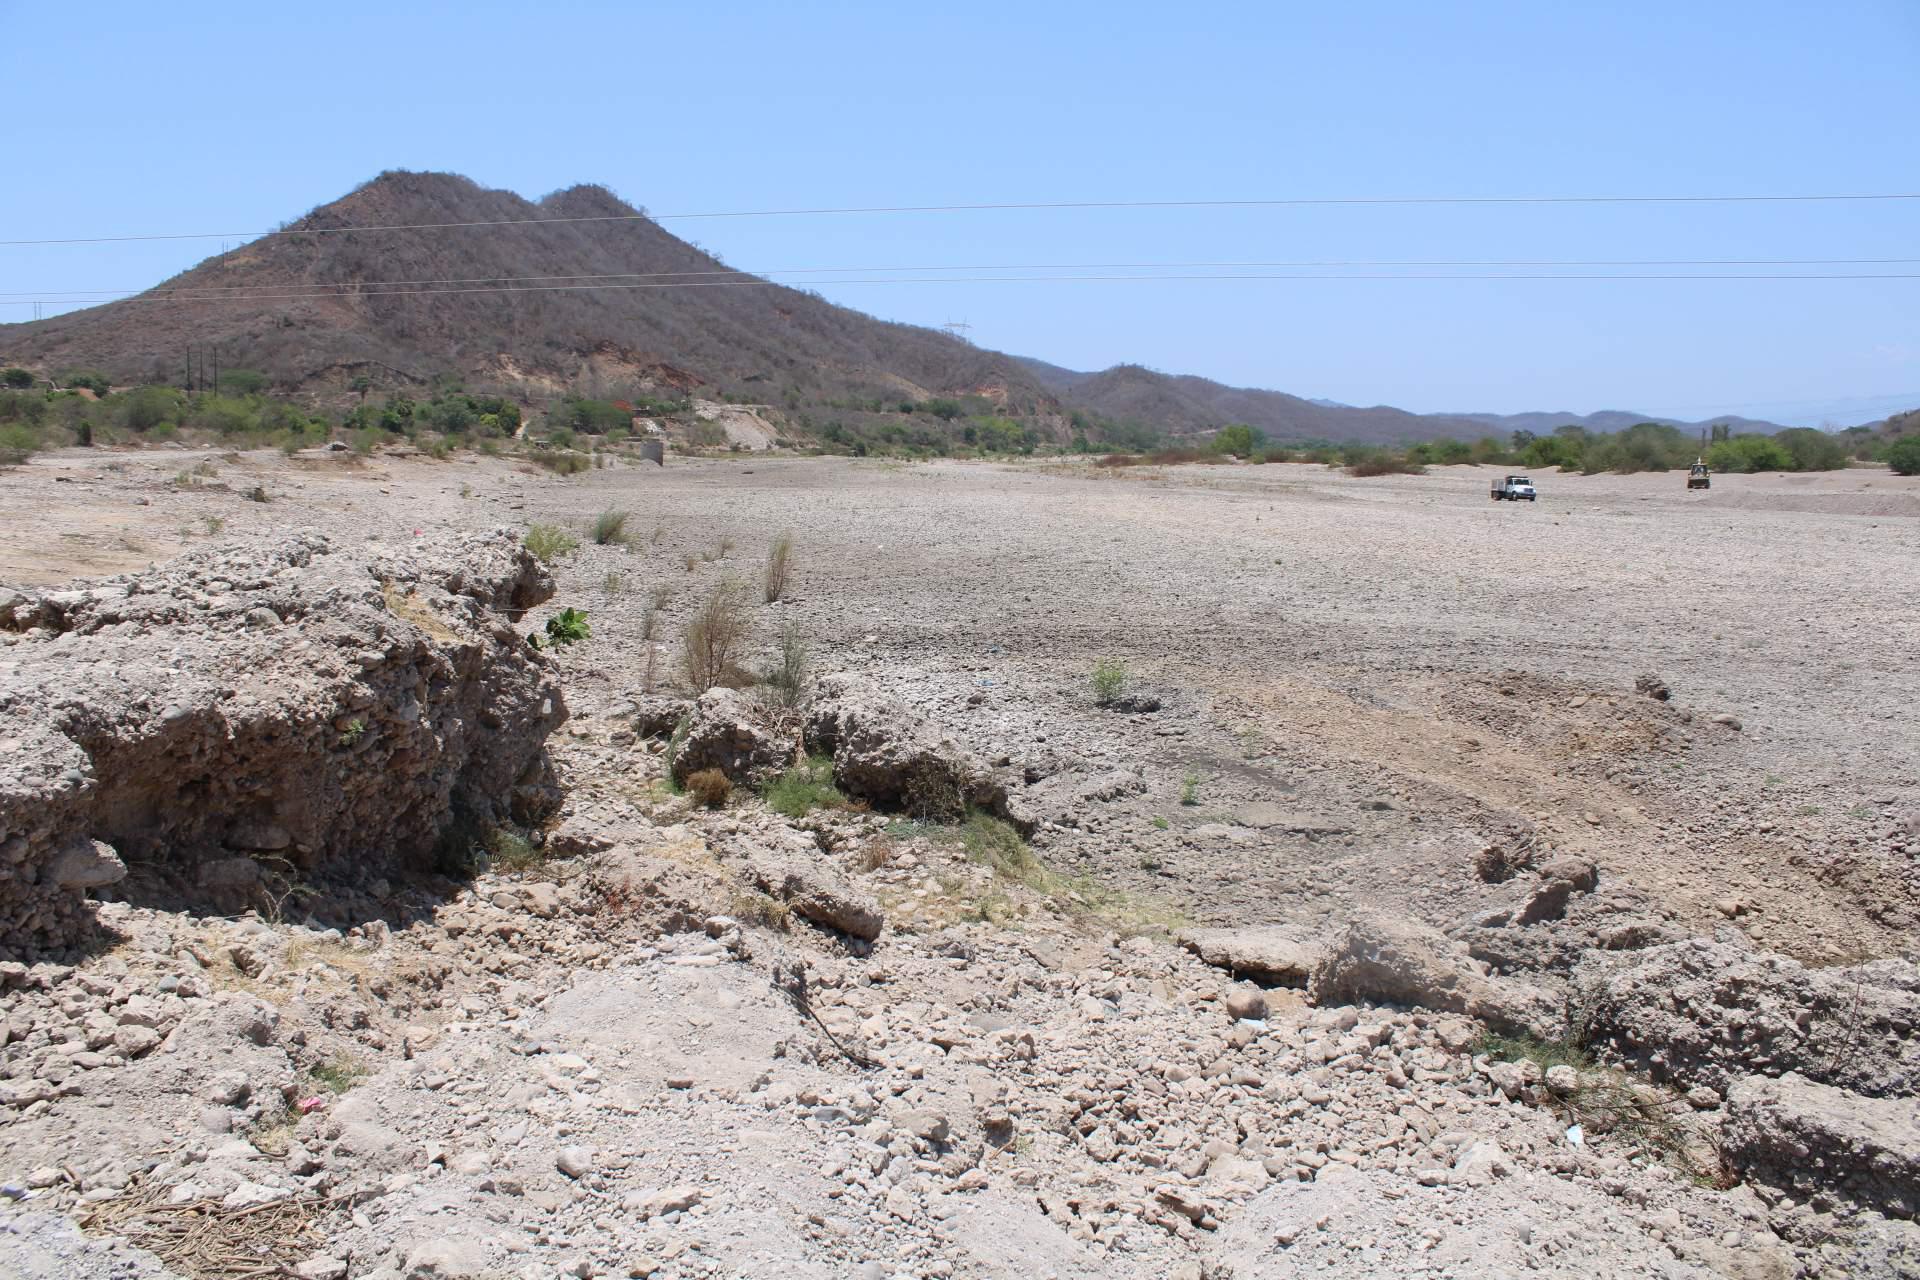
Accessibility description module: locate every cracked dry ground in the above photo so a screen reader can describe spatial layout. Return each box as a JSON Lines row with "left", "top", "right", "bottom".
{"left": 0, "top": 445, "right": 1916, "bottom": 1278}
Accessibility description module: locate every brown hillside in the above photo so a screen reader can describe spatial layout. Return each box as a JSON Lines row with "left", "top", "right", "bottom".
{"left": 0, "top": 171, "right": 1059, "bottom": 422}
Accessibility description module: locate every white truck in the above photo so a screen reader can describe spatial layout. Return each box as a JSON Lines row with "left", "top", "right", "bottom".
{"left": 1490, "top": 474, "right": 1537, "bottom": 502}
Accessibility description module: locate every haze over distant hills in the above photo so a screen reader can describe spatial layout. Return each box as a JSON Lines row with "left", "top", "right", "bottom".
{"left": 0, "top": 171, "right": 1802, "bottom": 445}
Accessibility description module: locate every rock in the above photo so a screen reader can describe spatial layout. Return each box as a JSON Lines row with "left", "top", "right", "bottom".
{"left": 1177, "top": 927, "right": 1319, "bottom": 986}
{"left": 1308, "top": 915, "right": 1557, "bottom": 1036}
{"left": 555, "top": 1146, "right": 596, "bottom": 1180}
{"left": 625, "top": 1185, "right": 704, "bottom": 1219}
{"left": 46, "top": 837, "right": 127, "bottom": 890}
{"left": 632, "top": 693, "right": 693, "bottom": 738}
{"left": 1686, "top": 1085, "right": 1723, "bottom": 1110}
{"left": 805, "top": 675, "right": 1012, "bottom": 824}
{"left": 1574, "top": 938, "right": 1920, "bottom": 1096}
{"left": 1223, "top": 984, "right": 1268, "bottom": 1021}
{"left": 668, "top": 688, "right": 789, "bottom": 787}
{"left": 895, "top": 1110, "right": 951, "bottom": 1143}
{"left": 294, "top": 1260, "right": 349, "bottom": 1280}
{"left": 1712, "top": 713, "right": 1743, "bottom": 730}
{"left": 749, "top": 855, "right": 884, "bottom": 940}
{"left": 403, "top": 1237, "right": 490, "bottom": 1279}
{"left": 1634, "top": 673, "right": 1671, "bottom": 701}
{"left": 0, "top": 529, "right": 565, "bottom": 950}
{"left": 205, "top": 1070, "right": 251, "bottom": 1106}
{"left": 1724, "top": 1072, "right": 1920, "bottom": 1217}
{"left": 1545, "top": 1064, "right": 1579, "bottom": 1094}
{"left": 1451, "top": 1140, "right": 1512, "bottom": 1186}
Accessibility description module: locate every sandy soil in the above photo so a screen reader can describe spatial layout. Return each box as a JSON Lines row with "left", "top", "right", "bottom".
{"left": 2, "top": 446, "right": 1914, "bottom": 965}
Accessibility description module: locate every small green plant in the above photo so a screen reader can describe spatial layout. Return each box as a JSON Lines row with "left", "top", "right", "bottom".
{"left": 961, "top": 813, "right": 1063, "bottom": 894}
{"left": 1795, "top": 804, "right": 1822, "bottom": 817}
{"left": 765, "top": 756, "right": 844, "bottom": 818}
{"left": 544, "top": 607, "right": 590, "bottom": 646}
{"left": 338, "top": 718, "right": 367, "bottom": 747}
{"left": 1179, "top": 772, "right": 1200, "bottom": 806}
{"left": 717, "top": 536, "right": 735, "bottom": 560}
{"left": 459, "top": 483, "right": 473, "bottom": 498}
{"left": 603, "top": 570, "right": 625, "bottom": 594}
{"left": 764, "top": 533, "right": 794, "bottom": 602}
{"left": 308, "top": 1054, "right": 370, "bottom": 1094}
{"left": 686, "top": 768, "right": 733, "bottom": 809}
{"left": 525, "top": 523, "right": 579, "bottom": 564}
{"left": 484, "top": 826, "right": 546, "bottom": 873}
{"left": 1476, "top": 1030, "right": 1592, "bottom": 1073}
{"left": 1151, "top": 816, "right": 1169, "bottom": 830}
{"left": 591, "top": 508, "right": 630, "bottom": 545}
{"left": 1090, "top": 658, "right": 1129, "bottom": 706}
{"left": 641, "top": 604, "right": 657, "bottom": 639}
{"left": 202, "top": 515, "right": 225, "bottom": 535}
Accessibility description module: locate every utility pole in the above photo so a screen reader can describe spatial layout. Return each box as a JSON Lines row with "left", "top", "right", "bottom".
{"left": 941, "top": 320, "right": 972, "bottom": 343}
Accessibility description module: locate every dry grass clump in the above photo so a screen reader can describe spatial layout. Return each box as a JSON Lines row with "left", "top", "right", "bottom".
{"left": 681, "top": 580, "right": 752, "bottom": 691}
{"left": 591, "top": 508, "right": 630, "bottom": 545}
{"left": 1347, "top": 454, "right": 1426, "bottom": 477}
{"left": 685, "top": 768, "right": 733, "bottom": 809}
{"left": 764, "top": 533, "right": 794, "bottom": 602}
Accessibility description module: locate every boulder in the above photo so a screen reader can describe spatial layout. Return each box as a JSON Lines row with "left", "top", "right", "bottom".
{"left": 749, "top": 855, "right": 884, "bottom": 941}
{"left": 669, "top": 688, "right": 790, "bottom": 787}
{"left": 1307, "top": 915, "right": 1557, "bottom": 1035}
{"left": 0, "top": 529, "right": 565, "bottom": 951}
{"left": 1178, "top": 927, "right": 1320, "bottom": 987}
{"left": 1724, "top": 1073, "right": 1920, "bottom": 1218}
{"left": 806, "top": 675, "right": 1012, "bottom": 824}
{"left": 1574, "top": 937, "right": 1920, "bottom": 1096}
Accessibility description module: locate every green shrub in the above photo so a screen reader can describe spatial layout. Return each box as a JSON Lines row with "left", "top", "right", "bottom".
{"left": 56, "top": 368, "right": 110, "bottom": 395}
{"left": 0, "top": 368, "right": 32, "bottom": 389}
{"left": 1771, "top": 428, "right": 1848, "bottom": 472}
{"left": 544, "top": 607, "right": 590, "bottom": 646}
{"left": 591, "top": 508, "right": 629, "bottom": 545}
{"left": 765, "top": 756, "right": 844, "bottom": 818}
{"left": 532, "top": 449, "right": 592, "bottom": 475}
{"left": 1347, "top": 452, "right": 1425, "bottom": 476}
{"left": 1707, "top": 435, "right": 1795, "bottom": 474}
{"left": 484, "top": 827, "right": 546, "bottom": 873}
{"left": 524, "top": 524, "right": 579, "bottom": 564}
{"left": 1889, "top": 436, "right": 1920, "bottom": 477}
{"left": 1090, "top": 658, "right": 1129, "bottom": 706}
{"left": 685, "top": 768, "right": 733, "bottom": 809}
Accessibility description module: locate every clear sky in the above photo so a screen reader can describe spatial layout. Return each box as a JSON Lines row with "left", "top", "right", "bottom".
{"left": 2, "top": 1, "right": 1915, "bottom": 424}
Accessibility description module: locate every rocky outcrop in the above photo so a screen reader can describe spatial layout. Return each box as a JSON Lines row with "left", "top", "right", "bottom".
{"left": 1308, "top": 916, "right": 1557, "bottom": 1036}
{"left": 668, "top": 688, "right": 791, "bottom": 787}
{"left": 1573, "top": 935, "right": 1920, "bottom": 1096}
{"left": 806, "top": 674, "right": 1013, "bottom": 825}
{"left": 0, "top": 530, "right": 565, "bottom": 954}
{"left": 1724, "top": 1073, "right": 1920, "bottom": 1219}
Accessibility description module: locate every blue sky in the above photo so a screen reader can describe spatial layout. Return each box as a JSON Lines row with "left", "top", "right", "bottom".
{"left": 2, "top": 1, "right": 1915, "bottom": 424}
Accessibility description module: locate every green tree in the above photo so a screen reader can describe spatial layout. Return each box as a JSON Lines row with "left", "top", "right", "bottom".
{"left": 56, "top": 369, "right": 111, "bottom": 395}
{"left": 1770, "top": 428, "right": 1848, "bottom": 472}
{"left": 0, "top": 368, "right": 32, "bottom": 389}
{"left": 1886, "top": 435, "right": 1920, "bottom": 476}
{"left": 1212, "top": 423, "right": 1265, "bottom": 457}
{"left": 1707, "top": 435, "right": 1795, "bottom": 473}
{"left": 217, "top": 368, "right": 269, "bottom": 396}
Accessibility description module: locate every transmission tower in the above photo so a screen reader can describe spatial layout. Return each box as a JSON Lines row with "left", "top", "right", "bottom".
{"left": 941, "top": 319, "right": 973, "bottom": 343}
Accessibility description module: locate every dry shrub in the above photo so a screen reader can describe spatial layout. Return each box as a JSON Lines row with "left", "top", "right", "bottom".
{"left": 763, "top": 533, "right": 794, "bottom": 602}
{"left": 685, "top": 768, "right": 732, "bottom": 809}
{"left": 681, "top": 580, "right": 751, "bottom": 691}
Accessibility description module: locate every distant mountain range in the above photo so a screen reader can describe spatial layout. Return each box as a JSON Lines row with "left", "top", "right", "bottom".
{"left": 0, "top": 170, "right": 1808, "bottom": 445}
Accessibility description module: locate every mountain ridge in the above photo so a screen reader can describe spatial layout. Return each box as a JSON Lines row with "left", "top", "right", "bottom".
{"left": 2, "top": 170, "right": 1795, "bottom": 444}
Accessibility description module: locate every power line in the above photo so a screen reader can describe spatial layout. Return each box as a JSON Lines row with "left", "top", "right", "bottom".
{"left": 6, "top": 270, "right": 1916, "bottom": 309}
{"left": 7, "top": 256, "right": 1918, "bottom": 302}
{"left": 4, "top": 191, "right": 1918, "bottom": 247}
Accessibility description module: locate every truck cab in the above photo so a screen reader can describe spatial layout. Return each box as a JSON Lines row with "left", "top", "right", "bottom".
{"left": 1687, "top": 461, "right": 1711, "bottom": 490}
{"left": 1491, "top": 474, "right": 1537, "bottom": 502}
